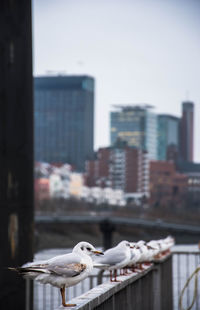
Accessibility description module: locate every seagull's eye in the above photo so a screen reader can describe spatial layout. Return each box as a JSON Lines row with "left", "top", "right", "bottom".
{"left": 86, "top": 247, "right": 91, "bottom": 251}
{"left": 81, "top": 246, "right": 84, "bottom": 251}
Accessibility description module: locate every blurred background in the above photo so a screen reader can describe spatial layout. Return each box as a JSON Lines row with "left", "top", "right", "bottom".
{"left": 33, "top": 0, "right": 200, "bottom": 247}
{"left": 1, "top": 0, "right": 200, "bottom": 309}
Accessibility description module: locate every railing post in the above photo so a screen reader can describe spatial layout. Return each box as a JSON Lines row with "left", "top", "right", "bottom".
{"left": 153, "top": 265, "right": 161, "bottom": 310}
{"left": 99, "top": 219, "right": 115, "bottom": 250}
{"left": 161, "top": 254, "right": 173, "bottom": 310}
{"left": 154, "top": 254, "right": 173, "bottom": 310}
{"left": 97, "top": 270, "right": 105, "bottom": 285}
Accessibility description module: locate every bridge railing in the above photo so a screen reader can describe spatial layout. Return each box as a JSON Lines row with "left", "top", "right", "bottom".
{"left": 29, "top": 250, "right": 200, "bottom": 310}
{"left": 172, "top": 250, "right": 200, "bottom": 310}
{"left": 30, "top": 254, "right": 172, "bottom": 310}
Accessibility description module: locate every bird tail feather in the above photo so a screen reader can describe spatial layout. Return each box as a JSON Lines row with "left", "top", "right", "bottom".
{"left": 8, "top": 267, "right": 48, "bottom": 274}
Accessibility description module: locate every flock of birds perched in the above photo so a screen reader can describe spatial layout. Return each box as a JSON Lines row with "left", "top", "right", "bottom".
{"left": 10, "top": 236, "right": 174, "bottom": 307}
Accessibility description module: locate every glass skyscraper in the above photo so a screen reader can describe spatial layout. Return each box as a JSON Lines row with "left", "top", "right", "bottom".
{"left": 110, "top": 105, "right": 157, "bottom": 159}
{"left": 34, "top": 75, "right": 94, "bottom": 171}
{"left": 157, "top": 114, "right": 180, "bottom": 160}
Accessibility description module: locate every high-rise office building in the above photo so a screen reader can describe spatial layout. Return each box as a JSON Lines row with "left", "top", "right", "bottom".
{"left": 34, "top": 75, "right": 94, "bottom": 171}
{"left": 110, "top": 105, "right": 157, "bottom": 159}
{"left": 179, "top": 101, "right": 194, "bottom": 162}
{"left": 157, "top": 114, "right": 180, "bottom": 161}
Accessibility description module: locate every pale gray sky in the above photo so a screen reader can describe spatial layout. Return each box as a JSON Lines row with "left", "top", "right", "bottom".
{"left": 33, "top": 0, "right": 200, "bottom": 161}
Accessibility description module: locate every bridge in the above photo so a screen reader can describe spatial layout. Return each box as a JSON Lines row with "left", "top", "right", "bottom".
{"left": 35, "top": 214, "right": 200, "bottom": 249}
{"left": 35, "top": 214, "right": 200, "bottom": 233}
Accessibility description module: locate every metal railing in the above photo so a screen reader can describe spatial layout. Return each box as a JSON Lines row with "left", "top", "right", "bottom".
{"left": 172, "top": 251, "right": 200, "bottom": 310}
{"left": 32, "top": 274, "right": 110, "bottom": 310}
{"left": 26, "top": 251, "right": 200, "bottom": 310}
{"left": 28, "top": 255, "right": 172, "bottom": 310}
{"left": 65, "top": 255, "right": 173, "bottom": 310}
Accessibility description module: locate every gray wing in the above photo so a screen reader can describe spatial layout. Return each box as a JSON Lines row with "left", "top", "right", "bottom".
{"left": 96, "top": 249, "right": 126, "bottom": 266}
{"left": 12, "top": 253, "right": 86, "bottom": 278}
{"left": 48, "top": 263, "right": 87, "bottom": 277}
{"left": 13, "top": 262, "right": 86, "bottom": 278}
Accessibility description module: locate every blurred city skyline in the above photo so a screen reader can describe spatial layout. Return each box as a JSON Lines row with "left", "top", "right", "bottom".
{"left": 33, "top": 0, "right": 200, "bottom": 161}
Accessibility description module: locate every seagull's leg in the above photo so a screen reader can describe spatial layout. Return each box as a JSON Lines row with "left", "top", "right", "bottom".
{"left": 132, "top": 264, "right": 140, "bottom": 273}
{"left": 110, "top": 270, "right": 113, "bottom": 282}
{"left": 60, "top": 286, "right": 76, "bottom": 307}
{"left": 131, "top": 265, "right": 139, "bottom": 273}
{"left": 123, "top": 267, "right": 131, "bottom": 275}
{"left": 114, "top": 269, "right": 118, "bottom": 281}
{"left": 143, "top": 262, "right": 152, "bottom": 266}
{"left": 154, "top": 253, "right": 162, "bottom": 259}
{"left": 114, "top": 269, "right": 121, "bottom": 282}
{"left": 125, "top": 267, "right": 131, "bottom": 275}
{"left": 138, "top": 263, "right": 145, "bottom": 271}
{"left": 154, "top": 254, "right": 160, "bottom": 259}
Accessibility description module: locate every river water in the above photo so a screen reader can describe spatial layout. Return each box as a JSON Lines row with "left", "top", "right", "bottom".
{"left": 33, "top": 245, "right": 200, "bottom": 310}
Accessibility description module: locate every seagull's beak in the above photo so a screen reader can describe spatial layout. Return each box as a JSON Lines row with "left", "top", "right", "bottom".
{"left": 130, "top": 245, "right": 135, "bottom": 248}
{"left": 92, "top": 250, "right": 104, "bottom": 256}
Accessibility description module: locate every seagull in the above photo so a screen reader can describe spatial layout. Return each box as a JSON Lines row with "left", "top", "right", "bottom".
{"left": 157, "top": 236, "right": 175, "bottom": 257}
{"left": 94, "top": 240, "right": 131, "bottom": 282}
{"left": 135, "top": 240, "right": 156, "bottom": 269}
{"left": 135, "top": 240, "right": 148, "bottom": 268}
{"left": 9, "top": 241, "right": 103, "bottom": 307}
{"left": 164, "top": 235, "right": 175, "bottom": 253}
{"left": 145, "top": 240, "right": 160, "bottom": 263}
{"left": 126, "top": 242, "right": 142, "bottom": 272}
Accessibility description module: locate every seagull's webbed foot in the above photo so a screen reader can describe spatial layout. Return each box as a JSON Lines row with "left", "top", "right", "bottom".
{"left": 60, "top": 287, "right": 76, "bottom": 307}
{"left": 113, "top": 269, "right": 121, "bottom": 282}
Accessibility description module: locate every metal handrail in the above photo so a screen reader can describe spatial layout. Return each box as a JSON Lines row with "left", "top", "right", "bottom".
{"left": 27, "top": 251, "right": 200, "bottom": 310}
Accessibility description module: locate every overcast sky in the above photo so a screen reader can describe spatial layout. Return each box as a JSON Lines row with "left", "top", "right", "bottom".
{"left": 33, "top": 0, "right": 200, "bottom": 161}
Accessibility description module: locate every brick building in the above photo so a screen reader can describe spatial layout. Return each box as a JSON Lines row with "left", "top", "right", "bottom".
{"left": 85, "top": 143, "right": 149, "bottom": 196}
{"left": 150, "top": 161, "right": 188, "bottom": 207}
{"left": 175, "top": 160, "right": 200, "bottom": 207}
{"left": 34, "top": 178, "right": 50, "bottom": 201}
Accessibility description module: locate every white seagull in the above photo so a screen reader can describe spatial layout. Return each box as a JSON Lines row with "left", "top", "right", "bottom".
{"left": 157, "top": 236, "right": 175, "bottom": 257}
{"left": 164, "top": 235, "right": 175, "bottom": 252}
{"left": 127, "top": 242, "right": 142, "bottom": 272}
{"left": 94, "top": 240, "right": 131, "bottom": 282}
{"left": 145, "top": 240, "right": 160, "bottom": 263}
{"left": 135, "top": 240, "right": 156, "bottom": 269}
{"left": 9, "top": 241, "right": 103, "bottom": 307}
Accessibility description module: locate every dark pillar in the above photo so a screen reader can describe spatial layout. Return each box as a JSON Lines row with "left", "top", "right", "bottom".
{"left": 100, "top": 219, "right": 115, "bottom": 250}
{"left": 0, "top": 1, "right": 34, "bottom": 310}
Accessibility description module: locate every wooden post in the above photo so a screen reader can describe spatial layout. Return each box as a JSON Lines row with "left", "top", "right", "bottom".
{"left": 0, "top": 1, "right": 34, "bottom": 309}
